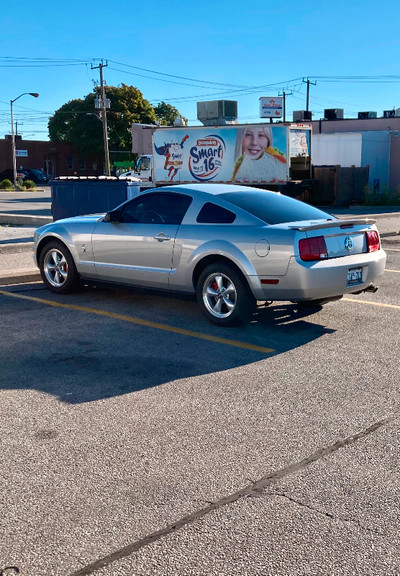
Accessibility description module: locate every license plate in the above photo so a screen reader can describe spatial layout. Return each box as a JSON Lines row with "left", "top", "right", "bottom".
{"left": 347, "top": 267, "right": 362, "bottom": 286}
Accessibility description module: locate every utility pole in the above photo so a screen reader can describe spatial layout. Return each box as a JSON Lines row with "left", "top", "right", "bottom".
{"left": 279, "top": 90, "right": 292, "bottom": 123}
{"left": 91, "top": 60, "right": 111, "bottom": 176}
{"left": 302, "top": 78, "right": 317, "bottom": 112}
{"left": 10, "top": 92, "right": 39, "bottom": 189}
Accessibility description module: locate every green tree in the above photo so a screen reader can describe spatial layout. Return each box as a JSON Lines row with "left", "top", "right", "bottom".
{"left": 153, "top": 101, "right": 187, "bottom": 126}
{"left": 48, "top": 84, "right": 159, "bottom": 155}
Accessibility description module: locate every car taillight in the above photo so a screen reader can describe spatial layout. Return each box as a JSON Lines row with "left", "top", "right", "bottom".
{"left": 299, "top": 236, "right": 328, "bottom": 261}
{"left": 366, "top": 230, "right": 380, "bottom": 252}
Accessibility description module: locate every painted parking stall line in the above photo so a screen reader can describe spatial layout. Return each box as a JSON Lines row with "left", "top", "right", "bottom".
{"left": 0, "top": 289, "right": 275, "bottom": 354}
{"left": 342, "top": 297, "right": 400, "bottom": 310}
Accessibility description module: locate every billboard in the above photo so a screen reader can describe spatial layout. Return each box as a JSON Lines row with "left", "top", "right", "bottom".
{"left": 259, "top": 97, "right": 283, "bottom": 119}
{"left": 153, "top": 125, "right": 289, "bottom": 185}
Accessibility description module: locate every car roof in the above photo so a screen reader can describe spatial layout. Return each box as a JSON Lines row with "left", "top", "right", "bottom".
{"left": 150, "top": 183, "right": 274, "bottom": 196}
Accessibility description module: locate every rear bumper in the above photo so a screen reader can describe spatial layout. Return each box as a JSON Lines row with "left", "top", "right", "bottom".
{"left": 248, "top": 249, "right": 387, "bottom": 301}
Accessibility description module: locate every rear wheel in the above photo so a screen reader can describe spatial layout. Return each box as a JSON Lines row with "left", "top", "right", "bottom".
{"left": 39, "top": 240, "right": 79, "bottom": 294}
{"left": 196, "top": 263, "right": 255, "bottom": 326}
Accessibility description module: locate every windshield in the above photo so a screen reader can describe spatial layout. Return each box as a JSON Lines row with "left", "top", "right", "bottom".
{"left": 218, "top": 191, "right": 333, "bottom": 225}
{"left": 137, "top": 157, "right": 151, "bottom": 171}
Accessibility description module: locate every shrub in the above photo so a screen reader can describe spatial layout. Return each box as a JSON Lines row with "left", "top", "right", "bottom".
{"left": 0, "top": 178, "right": 13, "bottom": 190}
{"left": 23, "top": 179, "right": 36, "bottom": 189}
{"left": 364, "top": 188, "right": 400, "bottom": 206}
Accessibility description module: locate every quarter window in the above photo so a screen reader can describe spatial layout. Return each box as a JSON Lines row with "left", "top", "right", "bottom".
{"left": 196, "top": 202, "right": 236, "bottom": 224}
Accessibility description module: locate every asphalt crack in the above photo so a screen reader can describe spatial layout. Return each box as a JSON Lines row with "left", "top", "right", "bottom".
{"left": 274, "top": 491, "right": 334, "bottom": 519}
{"left": 70, "top": 415, "right": 391, "bottom": 576}
{"left": 274, "top": 492, "right": 383, "bottom": 536}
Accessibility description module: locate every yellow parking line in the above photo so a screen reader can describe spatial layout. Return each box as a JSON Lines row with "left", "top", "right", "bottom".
{"left": 386, "top": 269, "right": 400, "bottom": 273}
{"left": 342, "top": 297, "right": 400, "bottom": 310}
{"left": 0, "top": 289, "right": 275, "bottom": 354}
{"left": 384, "top": 248, "right": 400, "bottom": 252}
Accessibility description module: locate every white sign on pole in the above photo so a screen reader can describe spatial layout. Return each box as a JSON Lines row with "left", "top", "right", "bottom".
{"left": 259, "top": 97, "right": 283, "bottom": 119}
{"left": 16, "top": 150, "right": 28, "bottom": 157}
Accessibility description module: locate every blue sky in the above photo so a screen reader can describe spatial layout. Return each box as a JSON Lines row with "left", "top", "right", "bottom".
{"left": 1, "top": 0, "right": 399, "bottom": 141}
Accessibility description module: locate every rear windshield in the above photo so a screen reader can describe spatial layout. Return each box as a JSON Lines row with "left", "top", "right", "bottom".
{"left": 218, "top": 191, "right": 333, "bottom": 225}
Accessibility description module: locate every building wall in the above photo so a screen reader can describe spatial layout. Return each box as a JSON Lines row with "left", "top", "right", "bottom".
{"left": 312, "top": 131, "right": 391, "bottom": 190}
{"left": 0, "top": 138, "right": 104, "bottom": 179}
{"left": 312, "top": 133, "right": 362, "bottom": 167}
{"left": 361, "top": 132, "right": 391, "bottom": 190}
{"left": 310, "top": 118, "right": 400, "bottom": 193}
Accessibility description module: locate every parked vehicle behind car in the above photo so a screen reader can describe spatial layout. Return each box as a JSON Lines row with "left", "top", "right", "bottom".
{"left": 0, "top": 168, "right": 48, "bottom": 184}
{"left": 22, "top": 168, "right": 48, "bottom": 184}
{"left": 33, "top": 184, "right": 386, "bottom": 325}
{"left": 117, "top": 171, "right": 141, "bottom": 181}
{"left": 0, "top": 169, "right": 27, "bottom": 182}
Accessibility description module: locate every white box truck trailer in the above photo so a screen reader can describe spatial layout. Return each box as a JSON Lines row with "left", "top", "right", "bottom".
{"left": 131, "top": 123, "right": 315, "bottom": 198}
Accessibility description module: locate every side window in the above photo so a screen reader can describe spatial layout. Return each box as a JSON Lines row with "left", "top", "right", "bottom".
{"left": 120, "top": 192, "right": 192, "bottom": 225}
{"left": 196, "top": 202, "right": 236, "bottom": 224}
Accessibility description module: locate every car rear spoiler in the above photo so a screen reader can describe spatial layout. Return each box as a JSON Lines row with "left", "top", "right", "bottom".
{"left": 289, "top": 218, "right": 377, "bottom": 232}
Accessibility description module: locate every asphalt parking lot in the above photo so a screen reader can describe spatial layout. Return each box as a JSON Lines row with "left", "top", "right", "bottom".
{"left": 1, "top": 230, "right": 400, "bottom": 576}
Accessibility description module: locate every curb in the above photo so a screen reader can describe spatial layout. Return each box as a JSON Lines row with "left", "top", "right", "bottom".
{"left": 0, "top": 213, "right": 52, "bottom": 227}
{"left": 0, "top": 241, "right": 33, "bottom": 254}
{"left": 0, "top": 269, "right": 42, "bottom": 286}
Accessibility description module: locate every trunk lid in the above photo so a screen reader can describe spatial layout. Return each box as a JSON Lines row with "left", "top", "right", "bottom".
{"left": 289, "top": 218, "right": 378, "bottom": 258}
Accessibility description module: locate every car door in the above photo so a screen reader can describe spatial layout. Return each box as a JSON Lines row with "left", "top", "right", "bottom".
{"left": 91, "top": 191, "right": 192, "bottom": 289}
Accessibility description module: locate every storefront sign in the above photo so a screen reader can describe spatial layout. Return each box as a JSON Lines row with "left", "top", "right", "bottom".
{"left": 259, "top": 97, "right": 283, "bottom": 119}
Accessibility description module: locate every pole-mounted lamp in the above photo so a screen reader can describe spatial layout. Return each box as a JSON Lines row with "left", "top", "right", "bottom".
{"left": 10, "top": 92, "right": 39, "bottom": 188}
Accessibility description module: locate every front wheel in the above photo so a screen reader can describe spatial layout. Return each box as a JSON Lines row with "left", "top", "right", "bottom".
{"left": 39, "top": 240, "right": 79, "bottom": 294}
{"left": 196, "top": 263, "right": 256, "bottom": 326}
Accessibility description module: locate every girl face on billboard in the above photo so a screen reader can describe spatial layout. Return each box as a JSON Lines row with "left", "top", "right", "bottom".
{"left": 242, "top": 127, "right": 271, "bottom": 159}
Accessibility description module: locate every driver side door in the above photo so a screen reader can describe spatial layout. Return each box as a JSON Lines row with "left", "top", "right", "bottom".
{"left": 91, "top": 191, "right": 192, "bottom": 289}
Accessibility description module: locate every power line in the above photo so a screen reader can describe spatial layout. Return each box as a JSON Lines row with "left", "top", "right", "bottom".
{"left": 108, "top": 59, "right": 247, "bottom": 89}
{"left": 312, "top": 75, "right": 400, "bottom": 82}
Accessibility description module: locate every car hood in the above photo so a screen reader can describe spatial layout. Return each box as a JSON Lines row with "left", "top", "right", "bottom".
{"left": 35, "top": 214, "right": 105, "bottom": 238}
{"left": 52, "top": 213, "right": 106, "bottom": 226}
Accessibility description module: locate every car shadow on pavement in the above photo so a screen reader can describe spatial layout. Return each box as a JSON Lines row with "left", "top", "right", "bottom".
{"left": 0, "top": 285, "right": 335, "bottom": 404}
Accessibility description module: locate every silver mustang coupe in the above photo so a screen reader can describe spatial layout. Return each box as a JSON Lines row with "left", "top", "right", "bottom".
{"left": 34, "top": 184, "right": 386, "bottom": 326}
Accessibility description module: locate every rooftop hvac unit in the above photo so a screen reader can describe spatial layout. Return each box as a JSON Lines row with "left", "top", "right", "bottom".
{"left": 197, "top": 100, "right": 238, "bottom": 125}
{"left": 383, "top": 110, "right": 396, "bottom": 118}
{"left": 293, "top": 110, "right": 312, "bottom": 122}
{"left": 324, "top": 108, "right": 344, "bottom": 120}
{"left": 5, "top": 134, "right": 22, "bottom": 141}
{"left": 358, "top": 111, "right": 377, "bottom": 119}
{"left": 396, "top": 108, "right": 400, "bottom": 118}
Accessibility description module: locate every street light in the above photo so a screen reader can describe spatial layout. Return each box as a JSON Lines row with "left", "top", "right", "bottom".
{"left": 10, "top": 92, "right": 39, "bottom": 189}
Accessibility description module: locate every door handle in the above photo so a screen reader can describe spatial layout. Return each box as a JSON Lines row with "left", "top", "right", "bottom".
{"left": 153, "top": 233, "right": 171, "bottom": 242}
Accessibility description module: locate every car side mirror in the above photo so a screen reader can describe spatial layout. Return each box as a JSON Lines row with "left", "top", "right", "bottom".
{"left": 104, "top": 209, "right": 121, "bottom": 223}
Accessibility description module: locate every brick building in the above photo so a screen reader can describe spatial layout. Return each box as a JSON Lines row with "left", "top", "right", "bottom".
{"left": 0, "top": 137, "right": 105, "bottom": 179}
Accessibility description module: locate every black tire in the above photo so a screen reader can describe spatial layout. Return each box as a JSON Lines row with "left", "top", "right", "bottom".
{"left": 39, "top": 240, "right": 79, "bottom": 294}
{"left": 196, "top": 262, "right": 256, "bottom": 326}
